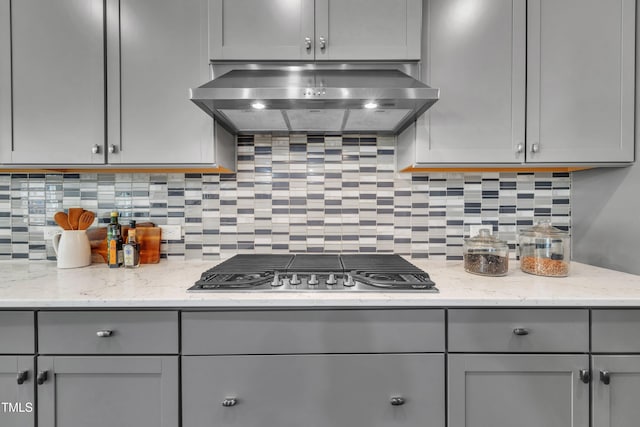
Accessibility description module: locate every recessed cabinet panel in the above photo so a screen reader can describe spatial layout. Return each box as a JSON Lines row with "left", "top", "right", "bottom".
{"left": 417, "top": 0, "right": 526, "bottom": 164}
{"left": 7, "top": 0, "right": 104, "bottom": 164}
{"left": 209, "top": 0, "right": 315, "bottom": 60}
{"left": 183, "top": 354, "right": 445, "bottom": 427}
{"left": 526, "top": 0, "right": 635, "bottom": 163}
{"left": 183, "top": 309, "right": 445, "bottom": 355}
{"left": 315, "top": 0, "right": 422, "bottom": 60}
{"left": 0, "top": 356, "right": 35, "bottom": 427}
{"left": 593, "top": 356, "right": 640, "bottom": 427}
{"left": 37, "top": 356, "right": 178, "bottom": 427}
{"left": 592, "top": 310, "right": 640, "bottom": 353}
{"left": 0, "top": 312, "right": 34, "bottom": 354}
{"left": 449, "top": 354, "right": 589, "bottom": 427}
{"left": 107, "top": 0, "right": 214, "bottom": 164}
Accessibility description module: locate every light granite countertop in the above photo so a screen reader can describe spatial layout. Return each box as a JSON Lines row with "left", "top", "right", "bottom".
{"left": 1, "top": 257, "right": 640, "bottom": 308}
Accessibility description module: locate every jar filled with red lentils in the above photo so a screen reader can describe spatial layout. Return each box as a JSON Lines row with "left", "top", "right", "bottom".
{"left": 518, "top": 220, "right": 570, "bottom": 277}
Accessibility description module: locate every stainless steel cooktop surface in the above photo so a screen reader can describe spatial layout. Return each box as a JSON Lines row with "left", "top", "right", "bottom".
{"left": 188, "top": 254, "right": 437, "bottom": 292}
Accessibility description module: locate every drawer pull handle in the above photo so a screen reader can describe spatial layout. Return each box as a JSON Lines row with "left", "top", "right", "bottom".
{"left": 390, "top": 396, "right": 405, "bottom": 406}
{"left": 36, "top": 370, "right": 48, "bottom": 385}
{"left": 600, "top": 370, "right": 611, "bottom": 385}
{"left": 579, "top": 369, "right": 590, "bottom": 384}
{"left": 16, "top": 370, "right": 28, "bottom": 385}
{"left": 513, "top": 328, "right": 529, "bottom": 336}
{"left": 222, "top": 398, "right": 238, "bottom": 407}
{"left": 96, "top": 330, "right": 113, "bottom": 337}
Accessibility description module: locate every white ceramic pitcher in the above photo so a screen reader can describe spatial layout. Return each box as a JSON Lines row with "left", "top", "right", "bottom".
{"left": 52, "top": 230, "right": 91, "bottom": 269}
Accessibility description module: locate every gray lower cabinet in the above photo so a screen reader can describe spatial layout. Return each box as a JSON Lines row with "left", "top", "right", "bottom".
{"left": 183, "top": 354, "right": 444, "bottom": 427}
{"left": 0, "top": 356, "right": 35, "bottom": 427}
{"left": 36, "top": 356, "right": 178, "bottom": 427}
{"left": 592, "top": 356, "right": 640, "bottom": 427}
{"left": 449, "top": 354, "right": 589, "bottom": 427}
{"left": 1, "top": 0, "right": 105, "bottom": 165}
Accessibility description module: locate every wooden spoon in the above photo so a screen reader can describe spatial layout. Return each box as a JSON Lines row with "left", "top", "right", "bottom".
{"left": 77, "top": 211, "right": 95, "bottom": 231}
{"left": 53, "top": 212, "right": 72, "bottom": 230}
{"left": 67, "top": 208, "right": 84, "bottom": 231}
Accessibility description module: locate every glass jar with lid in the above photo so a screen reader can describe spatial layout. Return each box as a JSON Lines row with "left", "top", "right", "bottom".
{"left": 463, "top": 229, "right": 509, "bottom": 276}
{"left": 518, "top": 220, "right": 570, "bottom": 277}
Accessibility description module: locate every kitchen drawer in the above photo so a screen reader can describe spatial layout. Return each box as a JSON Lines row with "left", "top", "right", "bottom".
{"left": 183, "top": 354, "right": 444, "bottom": 427}
{"left": 448, "top": 309, "right": 588, "bottom": 353}
{"left": 592, "top": 309, "right": 640, "bottom": 353}
{"left": 0, "top": 311, "right": 34, "bottom": 353}
{"left": 182, "top": 309, "right": 445, "bottom": 355}
{"left": 38, "top": 311, "right": 178, "bottom": 354}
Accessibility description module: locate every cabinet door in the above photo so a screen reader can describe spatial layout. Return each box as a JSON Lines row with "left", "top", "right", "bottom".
{"left": 0, "top": 356, "right": 35, "bottom": 427}
{"left": 3, "top": 0, "right": 104, "bottom": 165}
{"left": 593, "top": 356, "right": 640, "bottom": 427}
{"left": 449, "top": 354, "right": 589, "bottom": 427}
{"left": 106, "top": 0, "right": 214, "bottom": 164}
{"left": 183, "top": 354, "right": 445, "bottom": 427}
{"left": 416, "top": 0, "right": 526, "bottom": 164}
{"left": 37, "top": 356, "right": 178, "bottom": 427}
{"left": 526, "top": 0, "right": 635, "bottom": 163}
{"left": 209, "top": 0, "right": 314, "bottom": 60}
{"left": 315, "top": 0, "right": 422, "bottom": 60}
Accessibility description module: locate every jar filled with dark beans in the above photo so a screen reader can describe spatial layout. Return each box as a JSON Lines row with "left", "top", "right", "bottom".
{"left": 463, "top": 229, "right": 510, "bottom": 276}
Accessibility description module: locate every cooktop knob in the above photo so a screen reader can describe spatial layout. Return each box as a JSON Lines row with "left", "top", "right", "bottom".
{"left": 326, "top": 273, "right": 337, "bottom": 285}
{"left": 271, "top": 273, "right": 282, "bottom": 287}
{"left": 290, "top": 274, "right": 300, "bottom": 285}
{"left": 308, "top": 274, "right": 319, "bottom": 286}
{"left": 344, "top": 273, "right": 355, "bottom": 287}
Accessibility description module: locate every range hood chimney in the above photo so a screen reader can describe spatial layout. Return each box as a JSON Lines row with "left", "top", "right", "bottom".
{"left": 190, "top": 63, "right": 439, "bottom": 135}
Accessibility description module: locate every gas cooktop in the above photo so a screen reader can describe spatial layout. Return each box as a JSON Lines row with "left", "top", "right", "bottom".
{"left": 188, "top": 254, "right": 438, "bottom": 292}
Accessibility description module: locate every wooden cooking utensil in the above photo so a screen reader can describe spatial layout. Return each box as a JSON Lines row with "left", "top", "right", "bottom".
{"left": 53, "top": 212, "right": 72, "bottom": 230}
{"left": 77, "top": 211, "right": 95, "bottom": 230}
{"left": 67, "top": 207, "right": 84, "bottom": 231}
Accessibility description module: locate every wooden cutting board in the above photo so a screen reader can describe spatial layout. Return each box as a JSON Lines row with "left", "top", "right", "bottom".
{"left": 87, "top": 223, "right": 161, "bottom": 264}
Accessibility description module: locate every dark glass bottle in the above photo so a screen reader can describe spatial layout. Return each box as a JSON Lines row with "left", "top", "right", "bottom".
{"left": 106, "top": 211, "right": 123, "bottom": 268}
{"left": 123, "top": 220, "right": 140, "bottom": 268}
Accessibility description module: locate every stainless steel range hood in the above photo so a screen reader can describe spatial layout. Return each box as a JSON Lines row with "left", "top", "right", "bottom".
{"left": 190, "top": 63, "right": 439, "bottom": 134}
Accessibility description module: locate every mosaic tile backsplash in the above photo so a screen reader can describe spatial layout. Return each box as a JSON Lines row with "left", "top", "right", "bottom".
{"left": 0, "top": 134, "right": 571, "bottom": 261}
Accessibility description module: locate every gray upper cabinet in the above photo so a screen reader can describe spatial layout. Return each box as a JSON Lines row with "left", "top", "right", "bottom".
{"left": 0, "top": 356, "right": 35, "bottom": 427}
{"left": 37, "top": 356, "right": 178, "bottom": 427}
{"left": 314, "top": 0, "right": 422, "bottom": 60}
{"left": 592, "top": 356, "right": 640, "bottom": 427}
{"left": 209, "top": 0, "right": 421, "bottom": 61}
{"left": 107, "top": 0, "right": 218, "bottom": 165}
{"left": 526, "top": 0, "right": 635, "bottom": 163}
{"left": 415, "top": 0, "right": 526, "bottom": 164}
{"left": 449, "top": 354, "right": 589, "bottom": 427}
{"left": 1, "top": 0, "right": 105, "bottom": 165}
{"left": 209, "top": 0, "right": 315, "bottom": 60}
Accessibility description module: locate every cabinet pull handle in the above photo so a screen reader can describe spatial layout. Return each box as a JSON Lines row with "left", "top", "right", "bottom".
{"left": 96, "top": 330, "right": 114, "bottom": 337}
{"left": 36, "top": 370, "right": 48, "bottom": 385}
{"left": 222, "top": 397, "right": 238, "bottom": 407}
{"left": 16, "top": 370, "right": 28, "bottom": 385}
{"left": 600, "top": 370, "right": 611, "bottom": 385}
{"left": 515, "top": 143, "right": 524, "bottom": 153}
{"left": 108, "top": 144, "right": 117, "bottom": 154}
{"left": 579, "top": 369, "right": 590, "bottom": 384}
{"left": 530, "top": 143, "right": 540, "bottom": 153}
{"left": 319, "top": 36, "right": 326, "bottom": 51}
{"left": 91, "top": 144, "right": 101, "bottom": 154}
{"left": 304, "top": 37, "right": 312, "bottom": 51}
{"left": 390, "top": 396, "right": 405, "bottom": 406}
{"left": 513, "top": 328, "right": 529, "bottom": 336}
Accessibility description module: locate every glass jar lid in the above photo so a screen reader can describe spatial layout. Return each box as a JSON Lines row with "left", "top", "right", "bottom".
{"left": 464, "top": 229, "right": 508, "bottom": 250}
{"left": 519, "top": 220, "right": 569, "bottom": 238}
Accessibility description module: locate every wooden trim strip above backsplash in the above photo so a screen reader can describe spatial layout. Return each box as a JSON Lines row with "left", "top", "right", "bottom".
{"left": 0, "top": 166, "right": 235, "bottom": 174}
{"left": 400, "top": 166, "right": 593, "bottom": 173}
